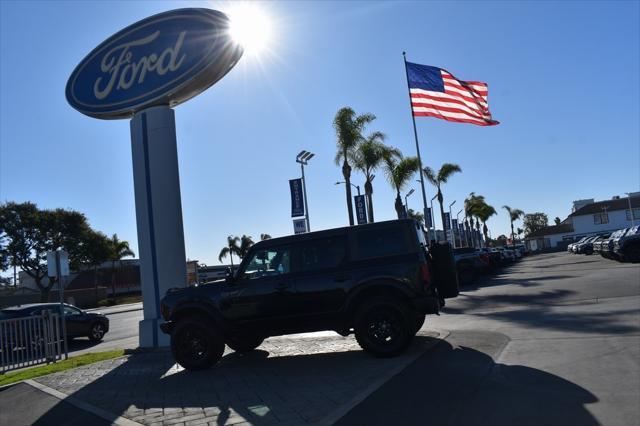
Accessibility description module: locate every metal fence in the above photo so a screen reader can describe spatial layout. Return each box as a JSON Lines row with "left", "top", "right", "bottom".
{"left": 0, "top": 310, "right": 65, "bottom": 374}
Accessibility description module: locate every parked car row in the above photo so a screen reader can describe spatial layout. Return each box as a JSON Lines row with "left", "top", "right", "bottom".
{"left": 453, "top": 244, "right": 527, "bottom": 286}
{"left": 568, "top": 225, "right": 640, "bottom": 262}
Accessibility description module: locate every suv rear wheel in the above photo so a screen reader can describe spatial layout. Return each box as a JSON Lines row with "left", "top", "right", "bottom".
{"left": 170, "top": 316, "right": 224, "bottom": 371}
{"left": 354, "top": 298, "right": 414, "bottom": 358}
{"left": 226, "top": 335, "right": 264, "bottom": 352}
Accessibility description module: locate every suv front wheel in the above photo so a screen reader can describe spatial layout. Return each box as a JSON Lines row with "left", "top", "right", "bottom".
{"left": 354, "top": 298, "right": 414, "bottom": 358}
{"left": 170, "top": 316, "right": 224, "bottom": 371}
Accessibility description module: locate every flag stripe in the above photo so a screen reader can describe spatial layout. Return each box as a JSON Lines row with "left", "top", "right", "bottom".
{"left": 410, "top": 93, "right": 487, "bottom": 115}
{"left": 412, "top": 103, "right": 491, "bottom": 121}
{"left": 410, "top": 88, "right": 488, "bottom": 111}
{"left": 411, "top": 98, "right": 491, "bottom": 119}
{"left": 413, "top": 110, "right": 495, "bottom": 126}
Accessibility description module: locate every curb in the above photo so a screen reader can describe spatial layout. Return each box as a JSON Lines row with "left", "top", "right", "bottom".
{"left": 25, "top": 379, "right": 142, "bottom": 426}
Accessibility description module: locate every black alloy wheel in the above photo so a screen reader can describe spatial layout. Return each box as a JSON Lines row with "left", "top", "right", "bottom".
{"left": 354, "top": 298, "right": 413, "bottom": 358}
{"left": 170, "top": 317, "right": 224, "bottom": 371}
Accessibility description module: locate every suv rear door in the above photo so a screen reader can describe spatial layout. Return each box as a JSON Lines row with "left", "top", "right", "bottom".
{"left": 290, "top": 233, "right": 349, "bottom": 318}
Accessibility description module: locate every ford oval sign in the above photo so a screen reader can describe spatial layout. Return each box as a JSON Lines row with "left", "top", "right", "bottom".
{"left": 66, "top": 8, "right": 243, "bottom": 119}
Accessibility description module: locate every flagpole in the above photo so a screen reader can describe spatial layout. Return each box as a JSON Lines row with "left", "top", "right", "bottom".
{"left": 402, "top": 52, "right": 431, "bottom": 241}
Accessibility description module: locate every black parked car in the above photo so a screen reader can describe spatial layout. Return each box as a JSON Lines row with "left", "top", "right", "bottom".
{"left": 0, "top": 303, "right": 109, "bottom": 342}
{"left": 160, "top": 219, "right": 458, "bottom": 370}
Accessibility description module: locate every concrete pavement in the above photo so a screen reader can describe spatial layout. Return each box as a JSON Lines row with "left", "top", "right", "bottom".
{"left": 2, "top": 252, "right": 638, "bottom": 425}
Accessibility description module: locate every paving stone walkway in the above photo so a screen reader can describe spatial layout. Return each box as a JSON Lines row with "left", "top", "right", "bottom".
{"left": 35, "top": 331, "right": 440, "bottom": 426}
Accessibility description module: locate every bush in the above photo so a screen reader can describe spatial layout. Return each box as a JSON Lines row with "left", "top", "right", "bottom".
{"left": 97, "top": 298, "right": 117, "bottom": 307}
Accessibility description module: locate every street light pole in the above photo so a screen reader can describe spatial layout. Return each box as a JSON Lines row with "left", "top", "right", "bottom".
{"left": 430, "top": 194, "right": 438, "bottom": 241}
{"left": 335, "top": 181, "right": 360, "bottom": 196}
{"left": 404, "top": 188, "right": 415, "bottom": 216}
{"left": 448, "top": 200, "right": 456, "bottom": 245}
{"left": 456, "top": 208, "right": 463, "bottom": 248}
{"left": 296, "top": 151, "right": 315, "bottom": 231}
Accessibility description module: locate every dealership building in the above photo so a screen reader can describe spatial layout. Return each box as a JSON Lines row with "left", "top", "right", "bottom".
{"left": 526, "top": 192, "right": 640, "bottom": 251}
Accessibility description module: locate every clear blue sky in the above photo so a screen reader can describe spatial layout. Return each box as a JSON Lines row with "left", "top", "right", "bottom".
{"left": 1, "top": 1, "right": 639, "bottom": 266}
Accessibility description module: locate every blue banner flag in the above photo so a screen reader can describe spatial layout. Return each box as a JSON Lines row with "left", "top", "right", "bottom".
{"left": 289, "top": 178, "right": 305, "bottom": 217}
{"left": 354, "top": 195, "right": 367, "bottom": 225}
{"left": 425, "top": 207, "right": 433, "bottom": 228}
{"left": 443, "top": 212, "right": 451, "bottom": 231}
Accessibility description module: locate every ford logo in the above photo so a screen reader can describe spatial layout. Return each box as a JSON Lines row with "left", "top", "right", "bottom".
{"left": 66, "top": 8, "right": 243, "bottom": 120}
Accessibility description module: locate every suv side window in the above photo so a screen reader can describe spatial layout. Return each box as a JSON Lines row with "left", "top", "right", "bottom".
{"left": 355, "top": 227, "right": 409, "bottom": 260}
{"left": 242, "top": 246, "right": 291, "bottom": 280}
{"left": 299, "top": 236, "right": 347, "bottom": 272}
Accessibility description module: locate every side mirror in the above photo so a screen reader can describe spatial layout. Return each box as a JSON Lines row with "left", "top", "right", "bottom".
{"left": 225, "top": 267, "right": 234, "bottom": 283}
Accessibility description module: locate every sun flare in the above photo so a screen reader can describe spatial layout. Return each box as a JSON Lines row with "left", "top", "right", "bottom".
{"left": 227, "top": 4, "right": 273, "bottom": 55}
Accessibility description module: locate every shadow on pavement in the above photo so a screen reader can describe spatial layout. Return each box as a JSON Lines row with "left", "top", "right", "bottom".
{"left": 444, "top": 289, "right": 639, "bottom": 335}
{"left": 336, "top": 330, "right": 599, "bottom": 426}
{"left": 32, "top": 335, "right": 439, "bottom": 425}
{"left": 461, "top": 274, "right": 575, "bottom": 292}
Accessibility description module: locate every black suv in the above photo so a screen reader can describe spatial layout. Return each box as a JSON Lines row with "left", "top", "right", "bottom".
{"left": 160, "top": 219, "right": 458, "bottom": 370}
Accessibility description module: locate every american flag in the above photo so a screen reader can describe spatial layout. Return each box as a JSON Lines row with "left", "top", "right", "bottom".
{"left": 406, "top": 61, "right": 499, "bottom": 126}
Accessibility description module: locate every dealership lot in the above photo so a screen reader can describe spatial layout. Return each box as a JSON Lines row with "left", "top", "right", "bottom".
{"left": 3, "top": 252, "right": 638, "bottom": 425}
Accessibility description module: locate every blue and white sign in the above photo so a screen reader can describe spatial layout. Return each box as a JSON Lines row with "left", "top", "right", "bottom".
{"left": 354, "top": 195, "right": 367, "bottom": 225}
{"left": 293, "top": 218, "right": 307, "bottom": 234}
{"left": 66, "top": 8, "right": 243, "bottom": 119}
{"left": 290, "top": 178, "right": 305, "bottom": 217}
{"left": 425, "top": 207, "right": 433, "bottom": 228}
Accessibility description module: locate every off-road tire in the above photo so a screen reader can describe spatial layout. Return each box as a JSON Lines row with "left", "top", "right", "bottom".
{"left": 170, "top": 316, "right": 224, "bottom": 371}
{"left": 354, "top": 298, "right": 414, "bottom": 358}
{"left": 226, "top": 335, "right": 265, "bottom": 352}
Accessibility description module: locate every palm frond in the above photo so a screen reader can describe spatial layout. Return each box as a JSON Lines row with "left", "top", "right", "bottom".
{"left": 392, "top": 157, "right": 420, "bottom": 192}
{"left": 422, "top": 167, "right": 438, "bottom": 187}
{"left": 437, "top": 163, "right": 462, "bottom": 183}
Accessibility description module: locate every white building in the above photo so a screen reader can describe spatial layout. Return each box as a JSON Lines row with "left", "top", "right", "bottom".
{"left": 526, "top": 193, "right": 640, "bottom": 251}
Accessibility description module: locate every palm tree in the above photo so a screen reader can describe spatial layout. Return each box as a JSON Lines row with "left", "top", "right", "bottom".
{"left": 351, "top": 133, "right": 399, "bottom": 223}
{"left": 108, "top": 234, "right": 134, "bottom": 299}
{"left": 333, "top": 107, "right": 376, "bottom": 225}
{"left": 503, "top": 206, "right": 525, "bottom": 242}
{"left": 238, "top": 235, "right": 254, "bottom": 259}
{"left": 218, "top": 235, "right": 241, "bottom": 268}
{"left": 464, "top": 192, "right": 485, "bottom": 247}
{"left": 407, "top": 208, "right": 425, "bottom": 227}
{"left": 383, "top": 151, "right": 420, "bottom": 218}
{"left": 423, "top": 163, "right": 462, "bottom": 240}
{"left": 476, "top": 202, "right": 497, "bottom": 246}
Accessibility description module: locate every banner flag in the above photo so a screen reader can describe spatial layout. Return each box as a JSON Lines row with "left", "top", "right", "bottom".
{"left": 354, "top": 195, "right": 367, "bottom": 225}
{"left": 289, "top": 178, "right": 305, "bottom": 217}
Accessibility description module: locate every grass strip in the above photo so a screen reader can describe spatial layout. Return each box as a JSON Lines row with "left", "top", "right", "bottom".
{"left": 0, "top": 349, "right": 125, "bottom": 387}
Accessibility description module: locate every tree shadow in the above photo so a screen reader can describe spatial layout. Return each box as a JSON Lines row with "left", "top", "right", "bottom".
{"left": 461, "top": 274, "right": 575, "bottom": 292}
{"left": 444, "top": 289, "right": 639, "bottom": 335}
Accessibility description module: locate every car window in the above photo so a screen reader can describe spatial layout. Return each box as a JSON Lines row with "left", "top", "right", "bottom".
{"left": 299, "top": 236, "right": 347, "bottom": 272}
{"left": 63, "top": 306, "right": 82, "bottom": 316}
{"left": 355, "top": 227, "right": 410, "bottom": 260}
{"left": 242, "top": 246, "right": 291, "bottom": 279}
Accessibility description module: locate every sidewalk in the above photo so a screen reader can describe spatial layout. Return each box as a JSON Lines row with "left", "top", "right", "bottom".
{"left": 6, "top": 330, "right": 442, "bottom": 426}
{"left": 86, "top": 302, "right": 142, "bottom": 316}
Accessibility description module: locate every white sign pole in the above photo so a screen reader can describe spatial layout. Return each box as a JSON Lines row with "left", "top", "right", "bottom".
{"left": 54, "top": 250, "right": 69, "bottom": 359}
{"left": 130, "top": 105, "right": 187, "bottom": 347}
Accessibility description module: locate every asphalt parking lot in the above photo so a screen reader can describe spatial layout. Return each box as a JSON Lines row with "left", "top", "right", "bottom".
{"left": 2, "top": 252, "right": 638, "bottom": 425}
